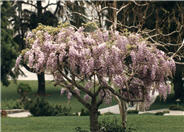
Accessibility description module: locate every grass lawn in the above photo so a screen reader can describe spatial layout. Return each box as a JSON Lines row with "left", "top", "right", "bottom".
{"left": 2, "top": 115, "right": 184, "bottom": 132}
{"left": 1, "top": 80, "right": 117, "bottom": 112}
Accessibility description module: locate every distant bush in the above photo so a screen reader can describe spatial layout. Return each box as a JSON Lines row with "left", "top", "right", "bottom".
{"left": 155, "top": 112, "right": 164, "bottom": 116}
{"left": 17, "top": 83, "right": 32, "bottom": 97}
{"left": 13, "top": 99, "right": 25, "bottom": 109}
{"left": 169, "top": 105, "right": 184, "bottom": 111}
{"left": 80, "top": 108, "right": 90, "bottom": 116}
{"left": 27, "top": 97, "right": 71, "bottom": 116}
{"left": 102, "top": 112, "right": 114, "bottom": 115}
{"left": 15, "top": 83, "right": 32, "bottom": 109}
{"left": 54, "top": 104, "right": 71, "bottom": 116}
{"left": 27, "top": 97, "right": 54, "bottom": 116}
{"left": 155, "top": 110, "right": 169, "bottom": 116}
{"left": 80, "top": 108, "right": 100, "bottom": 116}
{"left": 127, "top": 110, "right": 139, "bottom": 114}
{"left": 99, "top": 117, "right": 136, "bottom": 132}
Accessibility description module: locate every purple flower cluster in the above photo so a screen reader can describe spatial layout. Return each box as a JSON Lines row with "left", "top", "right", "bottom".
{"left": 15, "top": 24, "right": 175, "bottom": 104}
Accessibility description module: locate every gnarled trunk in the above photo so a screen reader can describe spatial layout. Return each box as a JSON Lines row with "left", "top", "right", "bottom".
{"left": 89, "top": 97, "right": 99, "bottom": 132}
{"left": 37, "top": 72, "right": 45, "bottom": 96}
{"left": 115, "top": 96, "right": 127, "bottom": 130}
{"left": 118, "top": 100, "right": 127, "bottom": 130}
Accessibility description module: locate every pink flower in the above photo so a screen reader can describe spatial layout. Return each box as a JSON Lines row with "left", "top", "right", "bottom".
{"left": 84, "top": 94, "right": 91, "bottom": 101}
{"left": 60, "top": 88, "right": 66, "bottom": 95}
{"left": 67, "top": 92, "right": 72, "bottom": 100}
{"left": 15, "top": 55, "right": 22, "bottom": 68}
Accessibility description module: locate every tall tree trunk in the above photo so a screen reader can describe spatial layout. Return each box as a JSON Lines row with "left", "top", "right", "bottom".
{"left": 173, "top": 64, "right": 184, "bottom": 99}
{"left": 36, "top": 1, "right": 46, "bottom": 96}
{"left": 89, "top": 105, "right": 99, "bottom": 132}
{"left": 113, "top": 0, "right": 117, "bottom": 30}
{"left": 37, "top": 1, "right": 42, "bottom": 17}
{"left": 174, "top": 73, "right": 183, "bottom": 99}
{"left": 37, "top": 72, "right": 45, "bottom": 96}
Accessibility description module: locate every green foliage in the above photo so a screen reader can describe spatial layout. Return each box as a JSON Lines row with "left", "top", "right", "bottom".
{"left": 99, "top": 117, "right": 136, "bottom": 132}
{"left": 127, "top": 110, "right": 139, "bottom": 114}
{"left": 27, "top": 97, "right": 55, "bottom": 116}
{"left": 27, "top": 97, "right": 71, "bottom": 116}
{"left": 16, "top": 83, "right": 32, "bottom": 109}
{"left": 54, "top": 104, "right": 71, "bottom": 116}
{"left": 75, "top": 127, "right": 89, "bottom": 132}
{"left": 80, "top": 108, "right": 90, "bottom": 116}
{"left": 155, "top": 110, "right": 170, "bottom": 116}
{"left": 169, "top": 105, "right": 184, "bottom": 111}
{"left": 155, "top": 112, "right": 164, "bottom": 116}
{"left": 102, "top": 112, "right": 115, "bottom": 115}
{"left": 1, "top": 1, "right": 18, "bottom": 86}
{"left": 80, "top": 108, "right": 100, "bottom": 116}
{"left": 13, "top": 99, "right": 25, "bottom": 109}
{"left": 83, "top": 22, "right": 98, "bottom": 32}
{"left": 17, "top": 83, "right": 32, "bottom": 96}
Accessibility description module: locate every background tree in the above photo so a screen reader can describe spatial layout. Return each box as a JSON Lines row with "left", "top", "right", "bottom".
{"left": 12, "top": 0, "right": 88, "bottom": 96}
{"left": 13, "top": 0, "right": 58, "bottom": 95}
{"left": 1, "top": 1, "right": 18, "bottom": 86}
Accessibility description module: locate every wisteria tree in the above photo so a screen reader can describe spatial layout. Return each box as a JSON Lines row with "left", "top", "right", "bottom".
{"left": 15, "top": 23, "right": 175, "bottom": 132}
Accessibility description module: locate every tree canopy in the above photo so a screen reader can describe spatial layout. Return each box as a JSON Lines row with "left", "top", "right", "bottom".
{"left": 1, "top": 2, "right": 18, "bottom": 86}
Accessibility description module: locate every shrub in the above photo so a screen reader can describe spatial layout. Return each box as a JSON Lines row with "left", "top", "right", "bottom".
{"left": 17, "top": 83, "right": 32, "bottom": 97}
{"left": 17, "top": 83, "right": 32, "bottom": 108}
{"left": 155, "top": 111, "right": 170, "bottom": 116}
{"left": 80, "top": 108, "right": 90, "bottom": 116}
{"left": 169, "top": 105, "right": 184, "bottom": 111}
{"left": 102, "top": 112, "right": 114, "bottom": 115}
{"left": 155, "top": 112, "right": 164, "bottom": 116}
{"left": 75, "top": 127, "right": 89, "bottom": 132}
{"left": 13, "top": 99, "right": 25, "bottom": 109}
{"left": 28, "top": 97, "right": 55, "bottom": 116}
{"left": 27, "top": 97, "right": 71, "bottom": 116}
{"left": 127, "top": 110, "right": 139, "bottom": 114}
{"left": 54, "top": 104, "right": 71, "bottom": 116}
{"left": 80, "top": 108, "right": 100, "bottom": 116}
{"left": 99, "top": 117, "right": 136, "bottom": 132}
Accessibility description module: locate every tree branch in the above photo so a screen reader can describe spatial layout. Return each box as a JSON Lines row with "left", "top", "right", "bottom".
{"left": 22, "top": 63, "right": 36, "bottom": 73}
{"left": 171, "top": 39, "right": 184, "bottom": 59}
{"left": 43, "top": 3, "right": 58, "bottom": 9}
{"left": 97, "top": 89, "right": 106, "bottom": 107}
{"left": 72, "top": 12, "right": 92, "bottom": 21}
{"left": 20, "top": 1, "right": 37, "bottom": 9}
{"left": 56, "top": 55, "right": 94, "bottom": 97}
{"left": 117, "top": 3, "right": 130, "bottom": 15}
{"left": 63, "top": 82, "right": 91, "bottom": 109}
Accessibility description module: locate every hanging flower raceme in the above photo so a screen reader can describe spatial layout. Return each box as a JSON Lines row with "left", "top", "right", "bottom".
{"left": 15, "top": 23, "right": 175, "bottom": 104}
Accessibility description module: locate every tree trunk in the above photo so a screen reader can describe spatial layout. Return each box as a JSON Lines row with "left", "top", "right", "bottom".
{"left": 113, "top": 0, "right": 117, "bottom": 30}
{"left": 37, "top": 72, "right": 46, "bottom": 96}
{"left": 37, "top": 1, "right": 42, "bottom": 17}
{"left": 119, "top": 100, "right": 127, "bottom": 130}
{"left": 115, "top": 96, "right": 127, "bottom": 130}
{"left": 174, "top": 73, "right": 183, "bottom": 99}
{"left": 173, "top": 64, "right": 184, "bottom": 99}
{"left": 89, "top": 106, "right": 99, "bottom": 132}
